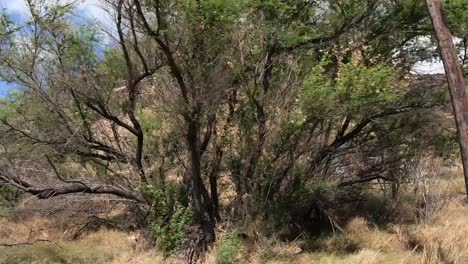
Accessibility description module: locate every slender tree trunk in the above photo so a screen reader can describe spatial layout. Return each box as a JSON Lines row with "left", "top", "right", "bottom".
{"left": 209, "top": 143, "right": 223, "bottom": 221}
{"left": 186, "top": 115, "right": 216, "bottom": 242}
{"left": 187, "top": 119, "right": 205, "bottom": 220}
{"left": 426, "top": 0, "right": 468, "bottom": 197}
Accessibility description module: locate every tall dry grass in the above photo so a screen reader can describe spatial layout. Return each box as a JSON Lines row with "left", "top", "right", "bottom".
{"left": 2, "top": 157, "right": 468, "bottom": 263}
{"left": 2, "top": 198, "right": 468, "bottom": 264}
{"left": 412, "top": 199, "right": 468, "bottom": 264}
{"left": 0, "top": 217, "right": 172, "bottom": 264}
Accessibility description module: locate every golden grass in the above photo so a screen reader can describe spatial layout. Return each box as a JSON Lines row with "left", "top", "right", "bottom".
{"left": 2, "top": 162, "right": 468, "bottom": 264}
{"left": 0, "top": 217, "right": 56, "bottom": 242}
{"left": 0, "top": 218, "right": 173, "bottom": 264}
{"left": 2, "top": 200, "right": 468, "bottom": 264}
{"left": 411, "top": 199, "right": 468, "bottom": 264}
{"left": 262, "top": 197, "right": 468, "bottom": 264}
{"left": 0, "top": 228, "right": 175, "bottom": 264}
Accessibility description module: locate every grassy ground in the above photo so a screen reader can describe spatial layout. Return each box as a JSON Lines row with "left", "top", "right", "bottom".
{"left": 208, "top": 198, "right": 468, "bottom": 264}
{"left": 1, "top": 167, "right": 467, "bottom": 263}
{"left": 2, "top": 199, "right": 468, "bottom": 264}
{"left": 0, "top": 229, "right": 165, "bottom": 264}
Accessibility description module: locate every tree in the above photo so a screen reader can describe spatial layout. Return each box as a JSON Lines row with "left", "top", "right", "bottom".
{"left": 426, "top": 0, "right": 468, "bottom": 197}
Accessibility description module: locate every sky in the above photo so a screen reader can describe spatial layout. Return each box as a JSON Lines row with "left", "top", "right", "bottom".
{"left": 0, "top": 0, "right": 446, "bottom": 98}
{"left": 0, "top": 0, "right": 108, "bottom": 22}
{"left": 0, "top": 0, "right": 110, "bottom": 97}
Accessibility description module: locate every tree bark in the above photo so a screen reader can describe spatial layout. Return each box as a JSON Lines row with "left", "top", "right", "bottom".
{"left": 426, "top": 0, "right": 468, "bottom": 197}
{"left": 186, "top": 114, "right": 216, "bottom": 223}
{"left": 0, "top": 171, "right": 145, "bottom": 203}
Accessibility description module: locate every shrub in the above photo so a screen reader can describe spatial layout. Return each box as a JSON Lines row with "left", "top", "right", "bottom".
{"left": 263, "top": 180, "right": 339, "bottom": 238}
{"left": 0, "top": 205, "right": 10, "bottom": 218}
{"left": 141, "top": 183, "right": 193, "bottom": 255}
{"left": 0, "top": 185, "right": 20, "bottom": 219}
{"left": 216, "top": 233, "right": 243, "bottom": 264}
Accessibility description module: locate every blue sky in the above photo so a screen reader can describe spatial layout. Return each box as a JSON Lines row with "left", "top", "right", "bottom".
{"left": 0, "top": 0, "right": 110, "bottom": 97}
{"left": 0, "top": 81, "right": 9, "bottom": 97}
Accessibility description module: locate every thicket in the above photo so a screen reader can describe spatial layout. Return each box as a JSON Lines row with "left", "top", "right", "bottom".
{"left": 0, "top": 0, "right": 466, "bottom": 261}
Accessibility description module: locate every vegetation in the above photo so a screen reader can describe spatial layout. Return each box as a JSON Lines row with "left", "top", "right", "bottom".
{"left": 0, "top": 0, "right": 467, "bottom": 263}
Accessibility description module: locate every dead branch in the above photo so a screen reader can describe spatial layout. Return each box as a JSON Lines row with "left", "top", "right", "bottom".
{"left": 0, "top": 239, "right": 63, "bottom": 249}
{"left": 0, "top": 170, "right": 145, "bottom": 203}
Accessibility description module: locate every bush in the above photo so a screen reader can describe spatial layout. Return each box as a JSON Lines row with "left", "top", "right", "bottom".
{"left": 216, "top": 233, "right": 243, "bottom": 264}
{"left": 263, "top": 180, "right": 339, "bottom": 238}
{"left": 0, "top": 204, "right": 10, "bottom": 218}
{"left": 0, "top": 185, "right": 20, "bottom": 219}
{"left": 141, "top": 183, "right": 192, "bottom": 255}
{"left": 152, "top": 208, "right": 192, "bottom": 256}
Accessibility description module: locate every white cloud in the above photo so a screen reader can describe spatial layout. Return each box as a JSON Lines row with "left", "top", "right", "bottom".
{"left": 76, "top": 0, "right": 112, "bottom": 24}
{"left": 0, "top": 0, "right": 110, "bottom": 24}
{"left": 0, "top": 0, "right": 28, "bottom": 13}
{"left": 412, "top": 60, "right": 445, "bottom": 75}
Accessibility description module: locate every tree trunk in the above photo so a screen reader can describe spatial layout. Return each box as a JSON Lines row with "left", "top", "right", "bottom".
{"left": 187, "top": 119, "right": 204, "bottom": 219}
{"left": 209, "top": 144, "right": 222, "bottom": 221}
{"left": 186, "top": 114, "right": 216, "bottom": 237}
{"left": 426, "top": 0, "right": 468, "bottom": 197}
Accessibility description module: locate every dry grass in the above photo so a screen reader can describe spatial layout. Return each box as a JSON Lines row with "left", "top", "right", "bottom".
{"left": 0, "top": 228, "right": 175, "bottom": 264}
{"left": 5, "top": 200, "right": 468, "bottom": 264}
{"left": 411, "top": 199, "right": 468, "bottom": 264}
{"left": 204, "top": 195, "right": 468, "bottom": 264}
{"left": 2, "top": 160, "right": 468, "bottom": 263}
{"left": 2, "top": 200, "right": 468, "bottom": 264}
{"left": 0, "top": 217, "right": 58, "bottom": 242}
{"left": 256, "top": 196, "right": 468, "bottom": 264}
{"left": 0, "top": 216, "right": 172, "bottom": 264}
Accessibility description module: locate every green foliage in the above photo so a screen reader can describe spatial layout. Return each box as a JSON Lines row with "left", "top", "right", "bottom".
{"left": 138, "top": 111, "right": 162, "bottom": 134}
{"left": 358, "top": 191, "right": 415, "bottom": 225}
{"left": 444, "top": 0, "right": 468, "bottom": 38}
{"left": 0, "top": 186, "right": 20, "bottom": 219}
{"left": 301, "top": 60, "right": 401, "bottom": 117}
{"left": 216, "top": 233, "right": 243, "bottom": 264}
{"left": 299, "top": 60, "right": 336, "bottom": 116}
{"left": 0, "top": 0, "right": 459, "bottom": 258}
{"left": 327, "top": 0, "right": 372, "bottom": 29}
{"left": 445, "top": 0, "right": 468, "bottom": 71}
{"left": 0, "top": 12, "right": 14, "bottom": 50}
{"left": 248, "top": 0, "right": 321, "bottom": 47}
{"left": 337, "top": 63, "right": 400, "bottom": 113}
{"left": 0, "top": 93, "right": 21, "bottom": 120}
{"left": 264, "top": 187, "right": 308, "bottom": 234}
{"left": 97, "top": 49, "right": 127, "bottom": 81}
{"left": 141, "top": 184, "right": 192, "bottom": 255}
{"left": 198, "top": 0, "right": 247, "bottom": 24}
{"left": 152, "top": 209, "right": 192, "bottom": 256}
{"left": 59, "top": 25, "right": 100, "bottom": 70}
{"left": 0, "top": 205, "right": 10, "bottom": 218}
{"left": 264, "top": 180, "right": 337, "bottom": 236}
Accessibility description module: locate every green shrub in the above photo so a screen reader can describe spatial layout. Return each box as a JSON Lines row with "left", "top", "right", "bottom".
{"left": 0, "top": 204, "right": 10, "bottom": 218}
{"left": 141, "top": 183, "right": 193, "bottom": 255}
{"left": 263, "top": 180, "right": 337, "bottom": 237}
{"left": 0, "top": 186, "right": 20, "bottom": 219}
{"left": 152, "top": 208, "right": 192, "bottom": 255}
{"left": 216, "top": 233, "right": 243, "bottom": 264}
